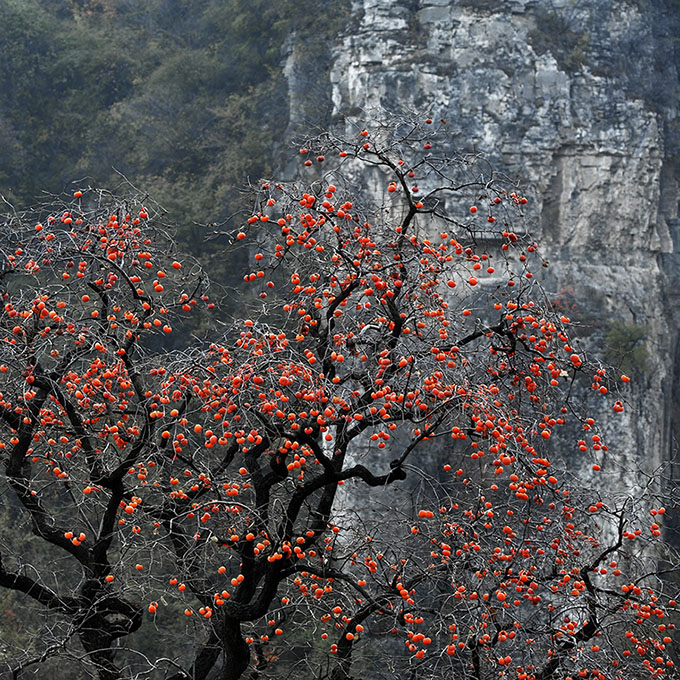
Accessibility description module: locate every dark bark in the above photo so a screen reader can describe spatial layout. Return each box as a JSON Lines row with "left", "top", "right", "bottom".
{"left": 76, "top": 584, "right": 143, "bottom": 680}
{"left": 221, "top": 617, "right": 250, "bottom": 680}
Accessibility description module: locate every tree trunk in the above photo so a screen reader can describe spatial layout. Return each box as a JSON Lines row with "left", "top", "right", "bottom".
{"left": 330, "top": 637, "right": 354, "bottom": 680}
{"left": 221, "top": 617, "right": 251, "bottom": 680}
{"left": 78, "top": 628, "right": 121, "bottom": 680}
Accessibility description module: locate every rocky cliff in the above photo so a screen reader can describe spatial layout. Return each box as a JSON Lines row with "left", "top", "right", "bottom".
{"left": 285, "top": 0, "right": 680, "bottom": 505}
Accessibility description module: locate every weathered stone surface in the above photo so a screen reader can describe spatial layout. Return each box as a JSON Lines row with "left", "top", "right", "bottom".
{"left": 286, "top": 0, "right": 680, "bottom": 505}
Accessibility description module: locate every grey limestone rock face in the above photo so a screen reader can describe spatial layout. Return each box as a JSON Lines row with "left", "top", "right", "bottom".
{"left": 286, "top": 0, "right": 680, "bottom": 511}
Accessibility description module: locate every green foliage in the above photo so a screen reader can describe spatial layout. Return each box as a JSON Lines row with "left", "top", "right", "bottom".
{"left": 528, "top": 6, "right": 591, "bottom": 72}
{"left": 0, "top": 0, "right": 348, "bottom": 238}
{"left": 604, "top": 320, "right": 649, "bottom": 376}
{"left": 0, "top": 0, "right": 349, "bottom": 327}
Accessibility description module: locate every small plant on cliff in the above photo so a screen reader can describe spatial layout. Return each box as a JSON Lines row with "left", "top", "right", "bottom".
{"left": 529, "top": 5, "right": 591, "bottom": 72}
{"left": 604, "top": 320, "right": 649, "bottom": 378}
{"left": 0, "top": 120, "right": 676, "bottom": 680}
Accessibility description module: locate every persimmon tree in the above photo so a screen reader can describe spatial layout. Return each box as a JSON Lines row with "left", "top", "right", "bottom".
{"left": 0, "top": 121, "right": 677, "bottom": 680}
{"left": 0, "top": 191, "right": 212, "bottom": 679}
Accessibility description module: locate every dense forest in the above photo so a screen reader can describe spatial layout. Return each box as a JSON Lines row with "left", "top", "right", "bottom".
{"left": 0, "top": 0, "right": 347, "bottom": 291}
